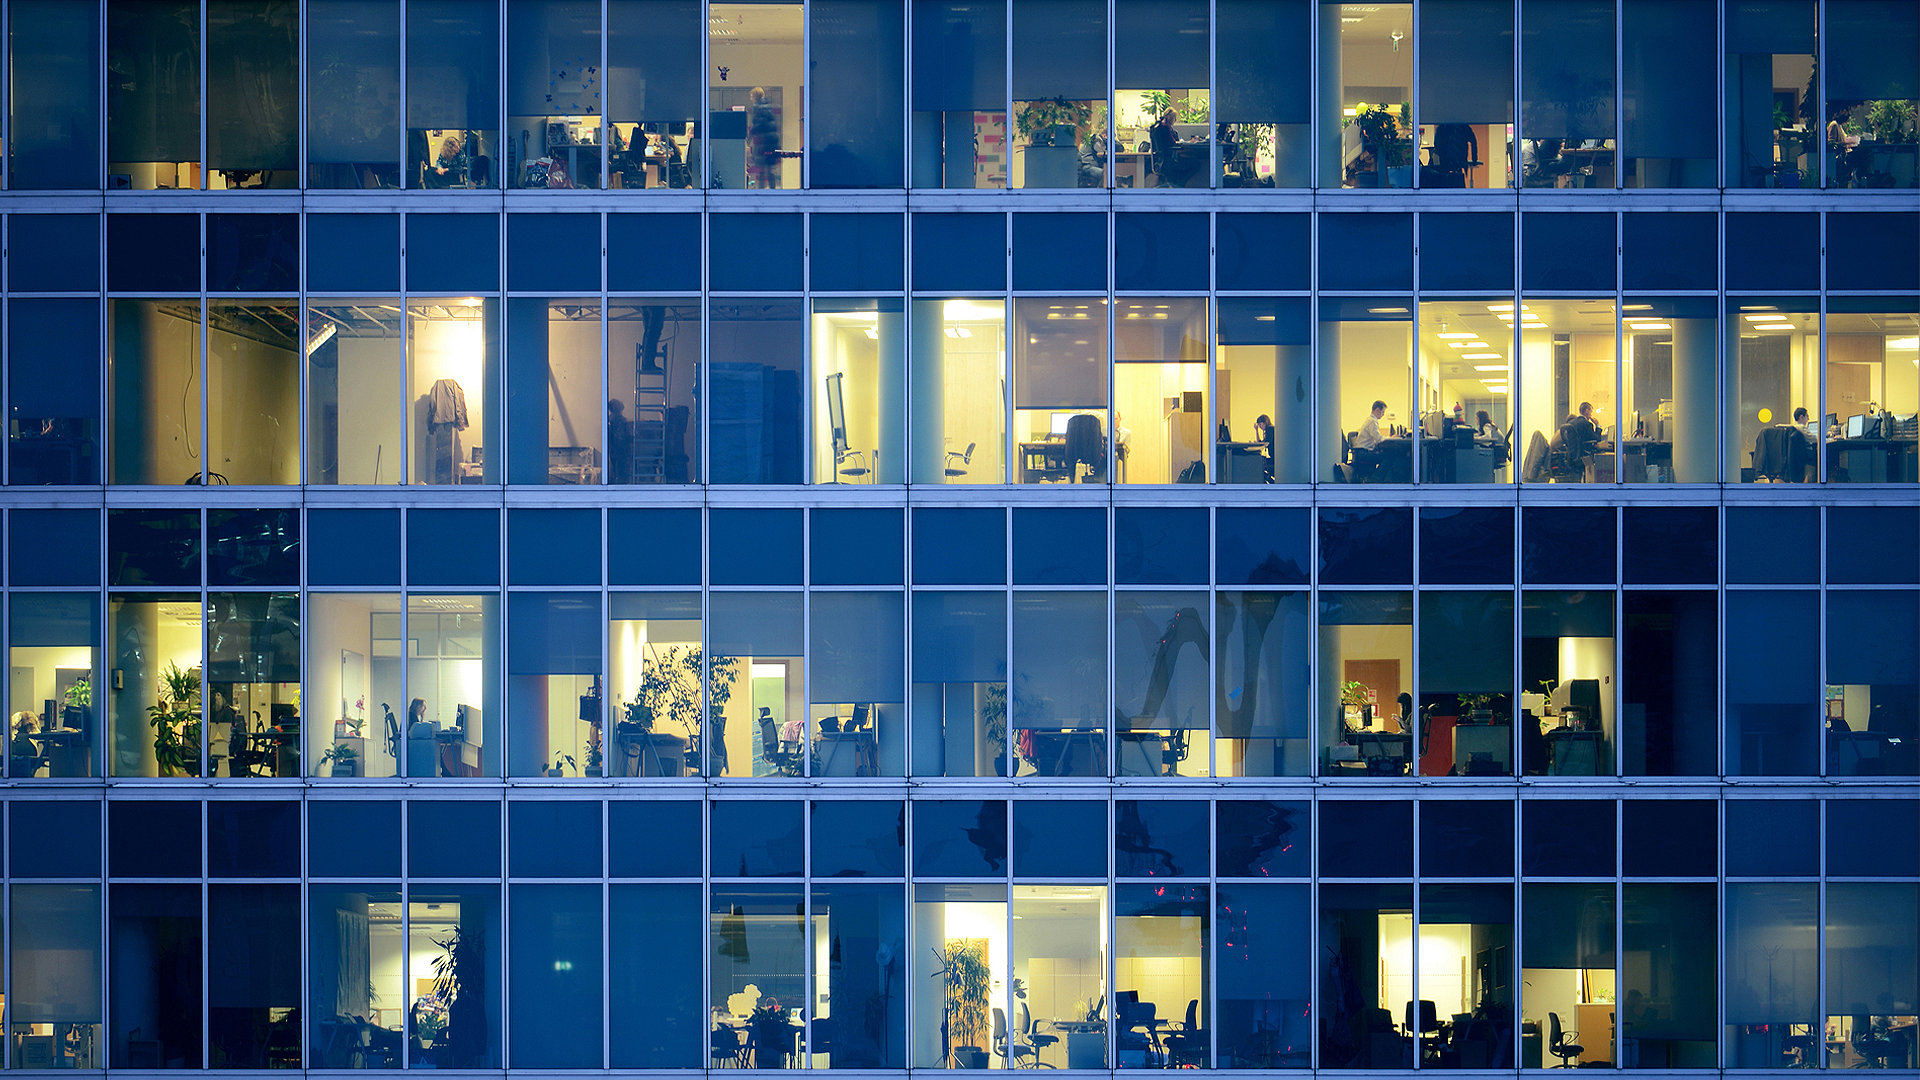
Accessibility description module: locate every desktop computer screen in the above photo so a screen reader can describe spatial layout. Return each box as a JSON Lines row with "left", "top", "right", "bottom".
{"left": 1846, "top": 414, "right": 1866, "bottom": 438}
{"left": 1049, "top": 412, "right": 1081, "bottom": 437}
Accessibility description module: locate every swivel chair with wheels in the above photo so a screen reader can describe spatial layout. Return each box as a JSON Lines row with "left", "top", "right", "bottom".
{"left": 993, "top": 1007, "right": 1041, "bottom": 1068}
{"left": 1548, "top": 1013, "right": 1583, "bottom": 1067}
{"left": 1018, "top": 1002, "right": 1058, "bottom": 1066}
{"left": 944, "top": 442, "right": 976, "bottom": 478}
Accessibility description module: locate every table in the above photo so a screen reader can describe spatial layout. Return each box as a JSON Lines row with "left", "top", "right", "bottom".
{"left": 1022, "top": 729, "right": 1106, "bottom": 776}
{"left": 1019, "top": 440, "right": 1075, "bottom": 482}
{"left": 1217, "top": 442, "right": 1270, "bottom": 483}
{"left": 815, "top": 730, "right": 877, "bottom": 776}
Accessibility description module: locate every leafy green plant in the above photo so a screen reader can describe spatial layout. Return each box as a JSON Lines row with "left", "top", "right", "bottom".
{"left": 629, "top": 646, "right": 739, "bottom": 740}
{"left": 1016, "top": 98, "right": 1094, "bottom": 147}
{"left": 63, "top": 676, "right": 91, "bottom": 709}
{"left": 549, "top": 752, "right": 577, "bottom": 776}
{"left": 145, "top": 661, "right": 201, "bottom": 777}
{"left": 319, "top": 743, "right": 359, "bottom": 775}
{"left": 933, "top": 940, "right": 992, "bottom": 1065}
{"left": 1339, "top": 680, "right": 1371, "bottom": 707}
{"left": 1864, "top": 99, "right": 1917, "bottom": 144}
{"left": 1350, "top": 102, "right": 1413, "bottom": 169}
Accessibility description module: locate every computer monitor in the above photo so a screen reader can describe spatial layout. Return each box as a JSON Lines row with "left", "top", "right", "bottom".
{"left": 1172, "top": 123, "right": 1210, "bottom": 142}
{"left": 1422, "top": 411, "right": 1445, "bottom": 438}
{"left": 1049, "top": 412, "right": 1077, "bottom": 437}
{"left": 1846, "top": 414, "right": 1866, "bottom": 438}
{"left": 1824, "top": 413, "right": 1838, "bottom": 432}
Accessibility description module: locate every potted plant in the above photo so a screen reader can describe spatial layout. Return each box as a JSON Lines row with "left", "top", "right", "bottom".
{"left": 547, "top": 752, "right": 576, "bottom": 778}
{"left": 1347, "top": 102, "right": 1412, "bottom": 186}
{"left": 61, "top": 676, "right": 91, "bottom": 732}
{"left": 319, "top": 743, "right": 360, "bottom": 777}
{"left": 979, "top": 682, "right": 1013, "bottom": 776}
{"left": 1339, "top": 680, "right": 1372, "bottom": 727}
{"left": 146, "top": 661, "right": 201, "bottom": 777}
{"left": 1456, "top": 693, "right": 1499, "bottom": 724}
{"left": 626, "top": 646, "right": 738, "bottom": 776}
{"left": 934, "top": 941, "right": 991, "bottom": 1069}
{"left": 428, "top": 924, "right": 486, "bottom": 1069}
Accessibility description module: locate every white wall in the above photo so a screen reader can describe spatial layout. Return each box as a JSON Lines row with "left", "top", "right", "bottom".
{"left": 409, "top": 316, "right": 489, "bottom": 483}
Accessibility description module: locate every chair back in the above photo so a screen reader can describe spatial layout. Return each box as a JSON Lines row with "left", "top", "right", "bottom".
{"left": 1017, "top": 1001, "right": 1034, "bottom": 1035}
{"left": 993, "top": 1007, "right": 1009, "bottom": 1043}
{"left": 1185, "top": 998, "right": 1199, "bottom": 1030}
{"left": 1548, "top": 1012, "right": 1564, "bottom": 1048}
{"left": 1065, "top": 413, "right": 1105, "bottom": 471}
{"left": 758, "top": 716, "right": 779, "bottom": 757}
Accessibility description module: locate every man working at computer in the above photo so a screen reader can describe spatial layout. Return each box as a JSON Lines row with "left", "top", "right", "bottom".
{"left": 1350, "top": 400, "right": 1388, "bottom": 480}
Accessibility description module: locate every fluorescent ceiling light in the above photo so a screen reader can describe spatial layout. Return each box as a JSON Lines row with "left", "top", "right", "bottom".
{"left": 1448, "top": 341, "right": 1490, "bottom": 349}
{"left": 1884, "top": 336, "right": 1917, "bottom": 349}
{"left": 1627, "top": 322, "right": 1671, "bottom": 330}
{"left": 1462, "top": 352, "right": 1504, "bottom": 360}
{"left": 1472, "top": 363, "right": 1510, "bottom": 372}
{"left": 1745, "top": 313, "right": 1790, "bottom": 323}
{"left": 1436, "top": 331, "right": 1478, "bottom": 339}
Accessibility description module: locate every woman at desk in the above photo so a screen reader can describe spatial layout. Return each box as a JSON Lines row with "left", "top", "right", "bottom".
{"left": 10, "top": 710, "right": 41, "bottom": 775}
{"left": 1254, "top": 414, "right": 1276, "bottom": 481}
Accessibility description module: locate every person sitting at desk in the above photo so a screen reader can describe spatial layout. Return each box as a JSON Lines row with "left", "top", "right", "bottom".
{"left": 11, "top": 711, "right": 41, "bottom": 776}
{"left": 1254, "top": 414, "right": 1276, "bottom": 480}
{"left": 1349, "top": 400, "right": 1389, "bottom": 478}
{"left": 1149, "top": 108, "right": 1203, "bottom": 188}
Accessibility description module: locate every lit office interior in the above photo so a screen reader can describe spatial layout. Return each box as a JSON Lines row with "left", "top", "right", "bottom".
{"left": 1009, "top": 0, "right": 1107, "bottom": 190}
{"left": 1519, "top": 591, "right": 1615, "bottom": 778}
{"left": 1014, "top": 299, "right": 1111, "bottom": 482}
{"left": 1515, "top": 300, "right": 1616, "bottom": 484}
{"left": 1215, "top": 298, "right": 1311, "bottom": 484}
{"left": 605, "top": 302, "right": 701, "bottom": 483}
{"left": 1417, "top": 299, "right": 1513, "bottom": 484}
{"left": 1323, "top": 3, "right": 1413, "bottom": 189}
{"left": 1728, "top": 302, "right": 1819, "bottom": 483}
{"left": 812, "top": 300, "right": 907, "bottom": 484}
{"left": 1518, "top": 0, "right": 1614, "bottom": 188}
{"left": 506, "top": 300, "right": 603, "bottom": 484}
{"left": 909, "top": 298, "right": 1009, "bottom": 484}
{"left": 408, "top": 0, "right": 500, "bottom": 188}
{"left": 707, "top": 592, "right": 807, "bottom": 778}
{"left": 1418, "top": 591, "right": 1516, "bottom": 777}
{"left": 1112, "top": 0, "right": 1208, "bottom": 190}
{"left": 708, "top": 2, "right": 804, "bottom": 190}
{"left": 7, "top": 594, "right": 98, "bottom": 779}
{"left": 607, "top": 592, "right": 704, "bottom": 776}
{"left": 1320, "top": 300, "right": 1414, "bottom": 482}
{"left": 1318, "top": 591, "right": 1414, "bottom": 776}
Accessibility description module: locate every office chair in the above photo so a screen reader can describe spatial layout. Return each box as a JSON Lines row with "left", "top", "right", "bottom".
{"left": 834, "top": 443, "right": 871, "bottom": 483}
{"left": 944, "top": 442, "right": 976, "bottom": 478}
{"left": 1851, "top": 1015, "right": 1899, "bottom": 1068}
{"left": 993, "top": 1007, "right": 1041, "bottom": 1068}
{"left": 1115, "top": 994, "right": 1162, "bottom": 1067}
{"left": 1018, "top": 1002, "right": 1059, "bottom": 1066}
{"left": 1164, "top": 998, "right": 1206, "bottom": 1067}
{"left": 1331, "top": 432, "right": 1357, "bottom": 483}
{"left": 1548, "top": 1012, "right": 1583, "bottom": 1067}
{"left": 1753, "top": 426, "right": 1795, "bottom": 481}
{"left": 710, "top": 1027, "right": 746, "bottom": 1068}
{"left": 757, "top": 711, "right": 801, "bottom": 776}
{"left": 1406, "top": 1000, "right": 1443, "bottom": 1064}
{"left": 384, "top": 704, "right": 402, "bottom": 762}
{"left": 1827, "top": 715, "right": 1893, "bottom": 776}
{"left": 1064, "top": 413, "right": 1106, "bottom": 482}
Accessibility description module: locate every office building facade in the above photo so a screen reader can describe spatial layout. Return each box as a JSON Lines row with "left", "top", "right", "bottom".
{"left": 1, "top": 0, "right": 1918, "bottom": 1072}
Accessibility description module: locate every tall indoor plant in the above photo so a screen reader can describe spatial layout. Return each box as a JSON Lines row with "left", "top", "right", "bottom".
{"left": 146, "top": 661, "right": 201, "bottom": 777}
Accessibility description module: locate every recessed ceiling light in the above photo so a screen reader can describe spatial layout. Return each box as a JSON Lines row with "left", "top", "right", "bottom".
{"left": 1436, "top": 331, "right": 1477, "bottom": 339}
{"left": 1472, "top": 363, "right": 1510, "bottom": 372}
{"left": 1627, "top": 322, "right": 1671, "bottom": 330}
{"left": 1462, "top": 352, "right": 1503, "bottom": 360}
{"left": 1448, "top": 341, "right": 1490, "bottom": 349}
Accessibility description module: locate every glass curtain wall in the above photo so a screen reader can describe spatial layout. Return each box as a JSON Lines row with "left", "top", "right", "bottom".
{"left": 1011, "top": 0, "right": 1107, "bottom": 189}
{"left": 1726, "top": 0, "right": 1816, "bottom": 188}
{"left": 9, "top": 0, "right": 102, "bottom": 188}
{"left": 206, "top": 0, "right": 299, "bottom": 188}
{"left": 1621, "top": 0, "right": 1715, "bottom": 187}
{"left": 1726, "top": 301, "right": 1818, "bottom": 484}
{"left": 812, "top": 299, "right": 906, "bottom": 484}
{"left": 407, "top": 300, "right": 498, "bottom": 485}
{"left": 911, "top": 0, "right": 1008, "bottom": 188}
{"left": 1114, "top": 0, "right": 1209, "bottom": 190}
{"left": 1216, "top": 298, "right": 1310, "bottom": 484}
{"left": 1318, "top": 591, "right": 1414, "bottom": 776}
{"left": 1418, "top": 0, "right": 1514, "bottom": 188}
{"left": 309, "top": 301, "right": 407, "bottom": 485}
{"left": 407, "top": 0, "right": 500, "bottom": 187}
{"left": 305, "top": 593, "right": 404, "bottom": 778}
{"left": 609, "top": 301, "right": 701, "bottom": 484}
{"left": 1320, "top": 300, "right": 1413, "bottom": 483}
{"left": 1417, "top": 299, "right": 1513, "bottom": 483}
{"left": 910, "top": 298, "right": 1008, "bottom": 484}
{"left": 506, "top": 299, "right": 603, "bottom": 485}
{"left": 508, "top": 0, "right": 603, "bottom": 189}
{"left": 1825, "top": 0, "right": 1920, "bottom": 189}
{"left": 8, "top": 593, "right": 101, "bottom": 778}
{"left": 911, "top": 591, "right": 1009, "bottom": 778}
{"left": 1517, "top": 300, "right": 1616, "bottom": 484}
{"left": 1520, "top": 0, "right": 1616, "bottom": 188}
{"left": 308, "top": 0, "right": 402, "bottom": 188}
{"left": 709, "top": 1, "right": 806, "bottom": 190}
{"left": 607, "top": 0, "right": 702, "bottom": 189}
{"left": 608, "top": 591, "right": 704, "bottom": 776}
{"left": 1216, "top": 0, "right": 1309, "bottom": 186}
{"left": 1322, "top": 0, "right": 1414, "bottom": 189}
{"left": 106, "top": 0, "right": 200, "bottom": 189}
{"left": 1113, "top": 298, "right": 1207, "bottom": 484}
{"left": 1014, "top": 299, "right": 1110, "bottom": 483}
{"left": 1621, "top": 298, "right": 1716, "bottom": 483}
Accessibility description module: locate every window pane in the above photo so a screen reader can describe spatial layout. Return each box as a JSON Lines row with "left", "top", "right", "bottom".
{"left": 1520, "top": 591, "right": 1614, "bottom": 777}
{"left": 1322, "top": 1, "right": 1413, "bottom": 189}
{"left": 506, "top": 592, "right": 601, "bottom": 777}
{"left": 811, "top": 0, "right": 905, "bottom": 188}
{"left": 109, "top": 886, "right": 204, "bottom": 1066}
{"left": 1214, "top": 593, "right": 1310, "bottom": 776}
{"left": 308, "top": 301, "right": 404, "bottom": 484}
{"left": 1115, "top": 0, "right": 1209, "bottom": 190}
{"left": 1011, "top": 800, "right": 1103, "bottom": 876}
{"left": 1727, "top": 300, "right": 1816, "bottom": 483}
{"left": 8, "top": 593, "right": 100, "bottom": 778}
{"left": 1826, "top": 302, "right": 1920, "bottom": 483}
{"left": 1012, "top": 885, "right": 1108, "bottom": 1061}
{"left": 1825, "top": 883, "right": 1920, "bottom": 1067}
{"left": 409, "top": 299, "right": 496, "bottom": 484}
{"left": 9, "top": 0, "right": 101, "bottom": 188}
{"left": 1420, "top": 0, "right": 1515, "bottom": 188}
{"left": 407, "top": 887, "right": 503, "bottom": 1068}
{"left": 1014, "top": 298, "right": 1110, "bottom": 483}
{"left": 1726, "top": 0, "right": 1815, "bottom": 188}
{"left": 1621, "top": 591, "right": 1716, "bottom": 776}
{"left": 1521, "top": 883, "right": 1615, "bottom": 1068}
{"left": 1318, "top": 883, "right": 1413, "bottom": 1068}
{"left": 508, "top": 0, "right": 602, "bottom": 189}
{"left": 1621, "top": 0, "right": 1714, "bottom": 187}
{"left": 1114, "top": 298, "right": 1207, "bottom": 483}
{"left": 1115, "top": 884, "right": 1208, "bottom": 1066}
{"left": 911, "top": 591, "right": 1008, "bottom": 777}
{"left": 1217, "top": 0, "right": 1308, "bottom": 187}
{"left": 106, "top": 0, "right": 200, "bottom": 189}
{"left": 811, "top": 592, "right": 906, "bottom": 777}
{"left": 710, "top": 885, "right": 806, "bottom": 1065}
{"left": 308, "top": 0, "right": 401, "bottom": 187}
{"left": 1010, "top": 0, "right": 1106, "bottom": 189}
{"left": 605, "top": 301, "right": 699, "bottom": 484}
{"left": 310, "top": 886, "right": 405, "bottom": 1067}
{"left": 1518, "top": 299, "right": 1617, "bottom": 485}
{"left": 709, "top": 300, "right": 802, "bottom": 483}
{"left": 1418, "top": 591, "right": 1514, "bottom": 777}
{"left": 609, "top": 884, "right": 704, "bottom": 1066}
{"left": 1112, "top": 593, "right": 1208, "bottom": 776}
{"left": 1217, "top": 298, "right": 1309, "bottom": 483}
{"left": 1826, "top": 0, "right": 1919, "bottom": 189}
{"left": 1320, "top": 299, "right": 1412, "bottom": 483}
{"left": 1520, "top": 0, "right": 1615, "bottom": 188}
{"left": 608, "top": 0, "right": 700, "bottom": 189}
{"left": 1621, "top": 297, "right": 1716, "bottom": 482}
{"left": 1725, "top": 883, "right": 1819, "bottom": 1067}
{"left": 814, "top": 299, "right": 906, "bottom": 484}
{"left": 1418, "top": 885, "right": 1514, "bottom": 1069}
{"left": 108, "top": 594, "right": 203, "bottom": 777}
{"left": 206, "top": 591, "right": 301, "bottom": 778}
{"left": 1216, "top": 883, "right": 1309, "bottom": 1068}
{"left": 406, "top": 594, "right": 499, "bottom": 777}
{"left": 507, "top": 299, "right": 602, "bottom": 484}
{"left": 1725, "top": 591, "right": 1818, "bottom": 776}
{"left": 208, "top": 0, "right": 299, "bottom": 187}
{"left": 1011, "top": 591, "right": 1107, "bottom": 777}
{"left": 1318, "top": 591, "right": 1413, "bottom": 777}
{"left": 809, "top": 883, "right": 907, "bottom": 1067}
{"left": 812, "top": 801, "right": 905, "bottom": 877}
{"left": 507, "top": 884, "right": 603, "bottom": 1067}
{"left": 108, "top": 300, "right": 202, "bottom": 486}
{"left": 910, "top": 883, "right": 1008, "bottom": 1068}
{"left": 207, "top": 884, "right": 300, "bottom": 1067}
{"left": 208, "top": 301, "right": 300, "bottom": 483}
{"left": 12, "top": 884, "right": 104, "bottom": 1068}
{"left": 609, "top": 592, "right": 703, "bottom": 776}
{"left": 910, "top": 298, "right": 1007, "bottom": 483}
{"left": 1826, "top": 590, "right": 1920, "bottom": 777}
{"left": 1621, "top": 883, "right": 1716, "bottom": 1067}
{"left": 407, "top": 0, "right": 499, "bottom": 188}
{"left": 911, "top": 0, "right": 1007, "bottom": 188}
{"left": 708, "top": 592, "right": 805, "bottom": 778}
{"left": 306, "top": 594, "right": 403, "bottom": 777}
{"left": 1417, "top": 299, "right": 1514, "bottom": 483}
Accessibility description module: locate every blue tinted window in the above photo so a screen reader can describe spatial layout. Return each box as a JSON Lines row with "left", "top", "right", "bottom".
{"left": 1522, "top": 799, "right": 1615, "bottom": 876}
{"left": 608, "top": 509, "right": 701, "bottom": 585}
{"left": 1726, "top": 800, "right": 1818, "bottom": 876}
{"left": 9, "top": 800, "right": 101, "bottom": 877}
{"left": 1727, "top": 507, "right": 1818, "bottom": 584}
{"left": 1115, "top": 213, "right": 1208, "bottom": 291}
{"left": 911, "top": 213, "right": 1006, "bottom": 292}
{"left": 8, "top": 297, "right": 101, "bottom": 484}
{"left": 711, "top": 799, "right": 804, "bottom": 876}
{"left": 1419, "top": 213, "right": 1514, "bottom": 292}
{"left": 8, "top": 215, "right": 100, "bottom": 292}
{"left": 307, "top": 509, "right": 401, "bottom": 586}
{"left": 509, "top": 801, "right": 602, "bottom": 877}
{"left": 507, "top": 508, "right": 601, "bottom": 586}
{"left": 1318, "top": 507, "right": 1413, "bottom": 585}
{"left": 507, "top": 214, "right": 601, "bottom": 293}
{"left": 811, "top": 508, "right": 904, "bottom": 585}
{"left": 812, "top": 800, "right": 906, "bottom": 876}
{"left": 1827, "top": 213, "right": 1920, "bottom": 291}
{"left": 206, "top": 214, "right": 299, "bottom": 292}
{"left": 107, "top": 214, "right": 198, "bottom": 292}
{"left": 1216, "top": 800, "right": 1309, "bottom": 877}
{"left": 9, "top": 509, "right": 101, "bottom": 585}
{"left": 913, "top": 799, "right": 1007, "bottom": 876}
{"left": 1622, "top": 212, "right": 1716, "bottom": 291}
{"left": 609, "top": 801, "right": 703, "bottom": 876}
{"left": 405, "top": 214, "right": 501, "bottom": 294}
{"left": 1012, "top": 213, "right": 1106, "bottom": 290}
{"left": 108, "top": 509, "right": 199, "bottom": 587}
{"left": 710, "top": 508, "right": 803, "bottom": 584}
{"left": 1420, "top": 506, "right": 1513, "bottom": 585}
{"left": 407, "top": 508, "right": 500, "bottom": 585}
{"left": 207, "top": 508, "right": 299, "bottom": 586}
{"left": 1115, "top": 800, "right": 1208, "bottom": 877}
{"left": 308, "top": 213, "right": 402, "bottom": 292}
{"left": 1115, "top": 507, "right": 1207, "bottom": 585}
{"left": 1828, "top": 800, "right": 1919, "bottom": 877}
{"left": 308, "top": 801, "right": 402, "bottom": 878}
{"left": 608, "top": 214, "right": 701, "bottom": 292}
{"left": 1216, "top": 507, "right": 1309, "bottom": 585}
{"left": 1827, "top": 506, "right": 1919, "bottom": 584}
{"left": 1215, "top": 213, "right": 1309, "bottom": 291}
{"left": 1420, "top": 800, "right": 1512, "bottom": 877}
{"left": 1522, "top": 506, "right": 1615, "bottom": 583}
{"left": 1012, "top": 507, "right": 1105, "bottom": 585}
{"left": 208, "top": 800, "right": 299, "bottom": 877}
{"left": 109, "top": 800, "right": 200, "bottom": 877}
{"left": 810, "top": 214, "right": 904, "bottom": 291}
{"left": 1318, "top": 801, "right": 1412, "bottom": 877}
{"left": 1727, "top": 212, "right": 1818, "bottom": 291}
{"left": 1012, "top": 801, "right": 1106, "bottom": 877}
{"left": 709, "top": 215, "right": 803, "bottom": 291}
{"left": 913, "top": 507, "right": 1005, "bottom": 584}
{"left": 1622, "top": 799, "right": 1715, "bottom": 876}
{"left": 1522, "top": 212, "right": 1615, "bottom": 291}
{"left": 409, "top": 801, "right": 502, "bottom": 877}
{"left": 1318, "top": 214, "right": 1413, "bottom": 292}
{"left": 1623, "top": 506, "right": 1716, "bottom": 584}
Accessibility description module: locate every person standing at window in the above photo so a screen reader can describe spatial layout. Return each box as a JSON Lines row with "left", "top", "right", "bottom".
{"left": 746, "top": 88, "right": 780, "bottom": 189}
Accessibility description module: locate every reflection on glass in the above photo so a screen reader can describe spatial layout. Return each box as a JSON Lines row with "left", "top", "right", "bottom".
{"left": 206, "top": 591, "right": 301, "bottom": 778}
{"left": 1324, "top": 2, "right": 1413, "bottom": 189}
{"left": 1114, "top": 885, "right": 1208, "bottom": 1067}
{"left": 1520, "top": 883, "right": 1616, "bottom": 1069}
{"left": 609, "top": 301, "right": 700, "bottom": 483}
{"left": 810, "top": 0, "right": 906, "bottom": 188}
{"left": 109, "top": 883, "right": 202, "bottom": 1067}
{"left": 407, "top": 889, "right": 504, "bottom": 1069}
{"left": 1015, "top": 299, "right": 1110, "bottom": 483}
{"left": 810, "top": 592, "right": 906, "bottom": 776}
{"left": 808, "top": 884, "right": 908, "bottom": 1067}
{"left": 107, "top": 299, "right": 202, "bottom": 486}
{"left": 1419, "top": 0, "right": 1515, "bottom": 188}
{"left": 207, "top": 301, "right": 301, "bottom": 484}
{"left": 1317, "top": 591, "right": 1413, "bottom": 776}
{"left": 1114, "top": 0, "right": 1209, "bottom": 190}
{"left": 1012, "top": 0, "right": 1107, "bottom": 188}
{"left": 1825, "top": 302, "right": 1919, "bottom": 484}
{"left": 306, "top": 593, "right": 404, "bottom": 778}
{"left": 1621, "top": 0, "right": 1715, "bottom": 187}
{"left": 710, "top": 4, "right": 805, "bottom": 189}
{"left": 106, "top": 0, "right": 200, "bottom": 189}
{"left": 710, "top": 885, "right": 807, "bottom": 1067}
{"left": 1416, "top": 885, "right": 1514, "bottom": 1069}
{"left": 608, "top": 0, "right": 701, "bottom": 189}
{"left": 407, "top": 0, "right": 499, "bottom": 188}
{"left": 1320, "top": 299, "right": 1413, "bottom": 483}
{"left": 1113, "top": 299, "right": 1207, "bottom": 484}
{"left": 508, "top": 0, "right": 602, "bottom": 188}
{"left": 1215, "top": 883, "right": 1311, "bottom": 1067}
{"left": 10, "top": 0, "right": 103, "bottom": 189}
{"left": 1012, "top": 885, "right": 1109, "bottom": 1066}
{"left": 8, "top": 592, "right": 100, "bottom": 778}
{"left": 108, "top": 593, "right": 203, "bottom": 778}
{"left": 310, "top": 887, "right": 406, "bottom": 1068}
{"left": 611, "top": 884, "right": 705, "bottom": 1067}
{"left": 1725, "top": 883, "right": 1819, "bottom": 1067}
{"left": 1621, "top": 883, "right": 1717, "bottom": 1067}
{"left": 1417, "top": 591, "right": 1514, "bottom": 777}
{"left": 1725, "top": 0, "right": 1816, "bottom": 189}
{"left": 507, "top": 299, "right": 602, "bottom": 484}
{"left": 1217, "top": 298, "right": 1310, "bottom": 483}
{"left": 813, "top": 300, "right": 906, "bottom": 483}
{"left": 1726, "top": 591, "right": 1819, "bottom": 776}
{"left": 709, "top": 300, "right": 803, "bottom": 484}
{"left": 207, "top": 0, "right": 298, "bottom": 188}
{"left": 709, "top": 592, "right": 805, "bottom": 778}
{"left": 1621, "top": 590, "right": 1718, "bottom": 776}
{"left": 910, "top": 298, "right": 1007, "bottom": 483}
{"left": 1825, "top": 590, "right": 1920, "bottom": 777}
{"left": 1417, "top": 299, "right": 1513, "bottom": 483}
{"left": 1621, "top": 298, "right": 1716, "bottom": 482}
{"left": 911, "top": 592, "right": 1008, "bottom": 778}
{"left": 1520, "top": 591, "right": 1614, "bottom": 777}
{"left": 208, "top": 884, "right": 301, "bottom": 1066}
{"left": 408, "top": 299, "right": 496, "bottom": 485}
{"left": 1216, "top": 0, "right": 1309, "bottom": 186}
{"left": 1825, "top": 1, "right": 1919, "bottom": 189}
{"left": 1317, "top": 883, "right": 1413, "bottom": 1069}
{"left": 1012, "top": 592, "right": 1107, "bottom": 777}
{"left": 1725, "top": 301, "right": 1816, "bottom": 484}
{"left": 1114, "top": 592, "right": 1210, "bottom": 776}
{"left": 11, "top": 884, "right": 104, "bottom": 1068}
{"left": 309, "top": 301, "right": 406, "bottom": 485}
{"left": 405, "top": 594, "right": 498, "bottom": 778}
{"left": 1215, "top": 591, "right": 1310, "bottom": 776}
{"left": 1824, "top": 883, "right": 1920, "bottom": 1068}
{"left": 507, "top": 884, "right": 603, "bottom": 1068}
{"left": 610, "top": 592, "right": 705, "bottom": 777}
{"left": 1520, "top": 0, "right": 1616, "bottom": 188}
{"left": 308, "top": 0, "right": 402, "bottom": 188}
{"left": 911, "top": 0, "right": 1008, "bottom": 188}
{"left": 1517, "top": 299, "right": 1616, "bottom": 484}
{"left": 506, "top": 592, "right": 602, "bottom": 777}
{"left": 910, "top": 883, "right": 1009, "bottom": 1069}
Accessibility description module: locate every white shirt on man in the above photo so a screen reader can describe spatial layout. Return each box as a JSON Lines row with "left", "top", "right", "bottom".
{"left": 1355, "top": 414, "right": 1385, "bottom": 450}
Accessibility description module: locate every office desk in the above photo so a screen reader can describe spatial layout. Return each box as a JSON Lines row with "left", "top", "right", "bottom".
{"left": 40, "top": 727, "right": 90, "bottom": 777}
{"left": 1452, "top": 723, "right": 1511, "bottom": 775}
{"left": 1020, "top": 441, "right": 1076, "bottom": 483}
{"left": 1116, "top": 730, "right": 1170, "bottom": 775}
{"left": 815, "top": 730, "right": 876, "bottom": 776}
{"left": 1545, "top": 727, "right": 1605, "bottom": 775}
{"left": 1043, "top": 1022, "right": 1107, "bottom": 1069}
{"left": 1348, "top": 730, "right": 1411, "bottom": 774}
{"left": 1217, "top": 442, "right": 1270, "bottom": 483}
{"left": 1617, "top": 438, "right": 1673, "bottom": 482}
{"left": 1352, "top": 437, "right": 1414, "bottom": 483}
{"left": 1420, "top": 440, "right": 1497, "bottom": 483}
{"left": 1555, "top": 146, "right": 1614, "bottom": 186}
{"left": 1827, "top": 437, "right": 1917, "bottom": 483}
{"left": 1022, "top": 729, "right": 1106, "bottom": 775}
